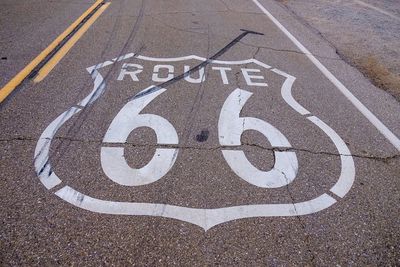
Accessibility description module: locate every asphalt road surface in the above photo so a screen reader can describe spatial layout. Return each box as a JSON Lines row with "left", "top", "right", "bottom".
{"left": 1, "top": 0, "right": 399, "bottom": 265}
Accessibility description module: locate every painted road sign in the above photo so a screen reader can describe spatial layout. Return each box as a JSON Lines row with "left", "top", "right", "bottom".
{"left": 34, "top": 54, "right": 355, "bottom": 231}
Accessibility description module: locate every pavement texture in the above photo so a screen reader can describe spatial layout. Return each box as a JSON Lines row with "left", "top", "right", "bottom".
{"left": 0, "top": 0, "right": 399, "bottom": 265}
{"left": 276, "top": 0, "right": 400, "bottom": 101}
{"left": 0, "top": 0, "right": 93, "bottom": 88}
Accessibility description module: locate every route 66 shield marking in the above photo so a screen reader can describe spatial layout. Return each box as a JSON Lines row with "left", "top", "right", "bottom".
{"left": 34, "top": 53, "right": 355, "bottom": 231}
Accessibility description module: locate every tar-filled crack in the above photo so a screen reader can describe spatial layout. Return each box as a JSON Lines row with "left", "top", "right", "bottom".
{"left": 239, "top": 40, "right": 341, "bottom": 61}
{"left": 0, "top": 136, "right": 36, "bottom": 142}
{"left": 27, "top": 29, "right": 269, "bottom": 178}
{"left": 33, "top": 0, "right": 147, "bottom": 174}
{"left": 36, "top": 136, "right": 400, "bottom": 162}
{"left": 133, "top": 29, "right": 264, "bottom": 99}
{"left": 252, "top": 46, "right": 261, "bottom": 59}
{"left": 127, "top": 18, "right": 339, "bottom": 62}
{"left": 8, "top": 134, "right": 399, "bottom": 162}
{"left": 31, "top": 28, "right": 269, "bottom": 238}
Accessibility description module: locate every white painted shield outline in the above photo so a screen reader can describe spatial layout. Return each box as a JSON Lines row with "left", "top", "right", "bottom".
{"left": 34, "top": 54, "right": 355, "bottom": 231}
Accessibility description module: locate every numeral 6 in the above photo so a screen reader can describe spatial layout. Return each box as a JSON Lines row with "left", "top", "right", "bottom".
{"left": 101, "top": 87, "right": 179, "bottom": 186}
{"left": 218, "top": 89, "right": 298, "bottom": 188}
{"left": 101, "top": 87, "right": 298, "bottom": 188}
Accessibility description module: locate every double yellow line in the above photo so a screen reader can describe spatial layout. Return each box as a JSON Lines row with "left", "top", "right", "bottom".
{"left": 0, "top": 0, "right": 110, "bottom": 103}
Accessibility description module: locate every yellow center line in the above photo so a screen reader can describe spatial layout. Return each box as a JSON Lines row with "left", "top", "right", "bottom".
{"left": 0, "top": 0, "right": 106, "bottom": 103}
{"left": 34, "top": 3, "right": 111, "bottom": 83}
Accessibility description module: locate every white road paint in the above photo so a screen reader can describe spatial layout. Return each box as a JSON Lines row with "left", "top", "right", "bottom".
{"left": 89, "top": 53, "right": 272, "bottom": 69}
{"left": 101, "top": 87, "right": 179, "bottom": 186}
{"left": 102, "top": 87, "right": 178, "bottom": 144}
{"left": 34, "top": 107, "right": 81, "bottom": 190}
{"left": 34, "top": 55, "right": 355, "bottom": 230}
{"left": 273, "top": 68, "right": 310, "bottom": 116}
{"left": 212, "top": 66, "right": 231, "bottom": 84}
{"left": 307, "top": 116, "right": 355, "bottom": 198}
{"left": 101, "top": 147, "right": 179, "bottom": 186}
{"left": 241, "top": 69, "right": 268, "bottom": 87}
{"left": 138, "top": 55, "right": 272, "bottom": 70}
{"left": 353, "top": 0, "right": 400, "bottom": 21}
{"left": 274, "top": 67, "right": 356, "bottom": 197}
{"left": 56, "top": 185, "right": 336, "bottom": 231}
{"left": 273, "top": 67, "right": 356, "bottom": 197}
{"left": 222, "top": 150, "right": 298, "bottom": 188}
{"left": 184, "top": 66, "right": 206, "bottom": 83}
{"left": 152, "top": 65, "right": 175, "bottom": 82}
{"left": 116, "top": 62, "right": 270, "bottom": 85}
{"left": 117, "top": 63, "right": 143, "bottom": 81}
{"left": 79, "top": 63, "right": 106, "bottom": 107}
{"left": 219, "top": 89, "right": 298, "bottom": 188}
{"left": 252, "top": 0, "right": 400, "bottom": 152}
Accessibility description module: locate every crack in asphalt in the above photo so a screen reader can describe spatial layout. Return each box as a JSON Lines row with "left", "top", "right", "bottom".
{"left": 238, "top": 40, "right": 341, "bottom": 61}
{"left": 277, "top": 168, "right": 317, "bottom": 264}
{"left": 252, "top": 46, "right": 261, "bottom": 59}
{"left": 31, "top": 0, "right": 148, "bottom": 181}
{"left": 273, "top": 0, "right": 398, "bottom": 107}
{"left": 0, "top": 137, "right": 36, "bottom": 142}
{"left": 273, "top": 0, "right": 341, "bottom": 55}
{"left": 3, "top": 136, "right": 397, "bottom": 162}
{"left": 132, "top": 29, "right": 264, "bottom": 100}
{"left": 145, "top": 17, "right": 342, "bottom": 62}
{"left": 149, "top": 15, "right": 341, "bottom": 63}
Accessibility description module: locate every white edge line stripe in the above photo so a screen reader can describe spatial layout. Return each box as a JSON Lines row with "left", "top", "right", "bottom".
{"left": 252, "top": 0, "right": 400, "bottom": 152}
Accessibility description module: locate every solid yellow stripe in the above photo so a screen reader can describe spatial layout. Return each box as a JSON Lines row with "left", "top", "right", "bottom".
{"left": 34, "top": 3, "right": 110, "bottom": 83}
{"left": 0, "top": 0, "right": 104, "bottom": 103}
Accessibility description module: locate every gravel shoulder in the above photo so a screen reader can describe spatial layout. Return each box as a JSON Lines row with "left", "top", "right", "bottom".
{"left": 276, "top": 0, "right": 400, "bottom": 101}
